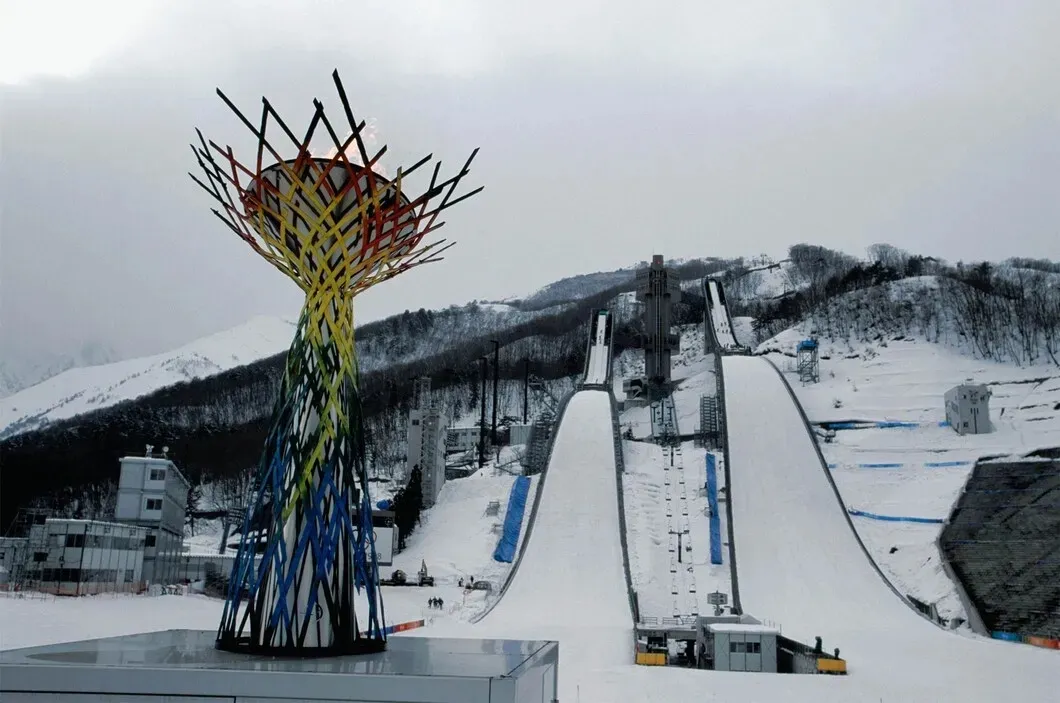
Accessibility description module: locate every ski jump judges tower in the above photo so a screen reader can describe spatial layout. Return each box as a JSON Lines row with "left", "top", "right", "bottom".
{"left": 624, "top": 255, "right": 681, "bottom": 403}
{"left": 190, "top": 71, "right": 481, "bottom": 655}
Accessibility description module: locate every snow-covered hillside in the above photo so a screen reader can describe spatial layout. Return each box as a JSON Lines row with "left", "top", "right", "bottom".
{"left": 0, "top": 316, "right": 297, "bottom": 439}
{"left": 0, "top": 342, "right": 121, "bottom": 399}
{"left": 0, "top": 300, "right": 566, "bottom": 440}
{"left": 759, "top": 327, "right": 1060, "bottom": 622}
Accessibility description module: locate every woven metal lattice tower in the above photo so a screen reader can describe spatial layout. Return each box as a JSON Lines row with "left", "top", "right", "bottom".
{"left": 190, "top": 71, "right": 481, "bottom": 655}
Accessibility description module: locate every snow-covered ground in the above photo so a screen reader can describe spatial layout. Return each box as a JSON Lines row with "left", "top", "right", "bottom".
{"left": 761, "top": 329, "right": 1060, "bottom": 620}
{"left": 423, "top": 389, "right": 634, "bottom": 701}
{"left": 388, "top": 468, "right": 539, "bottom": 621}
{"left": 584, "top": 311, "right": 611, "bottom": 385}
{"left": 0, "top": 316, "right": 297, "bottom": 438}
{"left": 722, "top": 354, "right": 1060, "bottom": 702}
{"left": 623, "top": 439, "right": 731, "bottom": 623}
{"left": 6, "top": 303, "right": 1060, "bottom": 702}
{"left": 705, "top": 279, "right": 739, "bottom": 350}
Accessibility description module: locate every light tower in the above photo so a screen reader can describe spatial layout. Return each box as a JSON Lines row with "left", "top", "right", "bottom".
{"left": 190, "top": 71, "right": 481, "bottom": 655}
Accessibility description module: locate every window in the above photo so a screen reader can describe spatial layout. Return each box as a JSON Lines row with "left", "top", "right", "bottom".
{"left": 149, "top": 468, "right": 166, "bottom": 481}
{"left": 125, "top": 569, "right": 135, "bottom": 582}
{"left": 145, "top": 534, "right": 157, "bottom": 547}
{"left": 65, "top": 533, "right": 85, "bottom": 548}
{"left": 145, "top": 498, "right": 163, "bottom": 511}
{"left": 730, "top": 641, "right": 741, "bottom": 653}
{"left": 33, "top": 551, "right": 47, "bottom": 562}
{"left": 751, "top": 641, "right": 761, "bottom": 654}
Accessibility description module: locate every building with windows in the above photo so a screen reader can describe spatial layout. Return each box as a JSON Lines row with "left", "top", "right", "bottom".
{"left": 407, "top": 379, "right": 446, "bottom": 508}
{"left": 113, "top": 448, "right": 191, "bottom": 583}
{"left": 446, "top": 425, "right": 482, "bottom": 454}
{"left": 19, "top": 519, "right": 147, "bottom": 595}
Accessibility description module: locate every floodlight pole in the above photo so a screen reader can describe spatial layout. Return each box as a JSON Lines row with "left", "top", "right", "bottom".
{"left": 478, "top": 357, "right": 488, "bottom": 468}
{"left": 491, "top": 340, "right": 500, "bottom": 446}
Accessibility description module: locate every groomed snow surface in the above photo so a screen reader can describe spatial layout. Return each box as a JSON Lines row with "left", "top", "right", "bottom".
{"left": 724, "top": 355, "right": 1059, "bottom": 702}
{"left": 706, "top": 279, "right": 738, "bottom": 349}
{"left": 584, "top": 312, "right": 611, "bottom": 385}
{"left": 768, "top": 331, "right": 1060, "bottom": 621}
{"left": 465, "top": 389, "right": 633, "bottom": 695}
{"left": 5, "top": 334, "right": 1059, "bottom": 702}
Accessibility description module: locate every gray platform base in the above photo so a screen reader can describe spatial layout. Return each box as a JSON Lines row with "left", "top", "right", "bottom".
{"left": 0, "top": 629, "right": 559, "bottom": 703}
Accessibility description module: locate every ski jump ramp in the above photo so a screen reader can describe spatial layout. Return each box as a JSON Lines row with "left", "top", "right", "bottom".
{"left": 582, "top": 309, "right": 613, "bottom": 388}
{"left": 704, "top": 278, "right": 747, "bottom": 354}
{"left": 471, "top": 310, "right": 634, "bottom": 680}
{"left": 723, "top": 354, "right": 1058, "bottom": 700}
{"left": 478, "top": 390, "right": 632, "bottom": 639}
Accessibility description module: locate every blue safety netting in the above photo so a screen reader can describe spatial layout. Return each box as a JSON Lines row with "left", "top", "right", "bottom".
{"left": 706, "top": 453, "right": 723, "bottom": 564}
{"left": 493, "top": 475, "right": 531, "bottom": 563}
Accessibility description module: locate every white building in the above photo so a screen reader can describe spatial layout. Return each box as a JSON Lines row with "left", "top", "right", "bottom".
{"left": 446, "top": 425, "right": 482, "bottom": 454}
{"left": 114, "top": 448, "right": 191, "bottom": 583}
{"left": 407, "top": 379, "right": 447, "bottom": 508}
{"left": 21, "top": 519, "right": 148, "bottom": 596}
{"left": 945, "top": 384, "right": 992, "bottom": 435}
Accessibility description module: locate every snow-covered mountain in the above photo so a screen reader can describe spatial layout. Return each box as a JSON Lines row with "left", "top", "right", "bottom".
{"left": 0, "top": 299, "right": 581, "bottom": 440}
{"left": 0, "top": 342, "right": 121, "bottom": 399}
{"left": 1, "top": 256, "right": 724, "bottom": 441}
{"left": 0, "top": 316, "right": 298, "bottom": 439}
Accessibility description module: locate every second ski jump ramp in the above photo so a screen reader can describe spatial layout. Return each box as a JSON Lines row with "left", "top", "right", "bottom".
{"left": 583, "top": 310, "right": 612, "bottom": 387}
{"left": 722, "top": 355, "right": 1059, "bottom": 700}
{"left": 479, "top": 390, "right": 632, "bottom": 641}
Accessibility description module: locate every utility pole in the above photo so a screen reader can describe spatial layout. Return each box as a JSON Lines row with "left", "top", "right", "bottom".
{"left": 491, "top": 340, "right": 500, "bottom": 446}
{"left": 478, "top": 357, "right": 488, "bottom": 468}
{"left": 523, "top": 359, "right": 530, "bottom": 424}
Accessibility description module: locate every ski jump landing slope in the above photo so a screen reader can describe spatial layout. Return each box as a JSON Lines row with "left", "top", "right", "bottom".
{"left": 723, "top": 355, "right": 1058, "bottom": 701}
{"left": 583, "top": 310, "right": 611, "bottom": 386}
{"left": 704, "top": 278, "right": 740, "bottom": 351}
{"left": 476, "top": 390, "right": 633, "bottom": 665}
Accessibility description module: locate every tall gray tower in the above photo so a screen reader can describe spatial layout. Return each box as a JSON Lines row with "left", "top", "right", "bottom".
{"left": 637, "top": 254, "right": 681, "bottom": 384}
{"left": 407, "top": 377, "right": 446, "bottom": 508}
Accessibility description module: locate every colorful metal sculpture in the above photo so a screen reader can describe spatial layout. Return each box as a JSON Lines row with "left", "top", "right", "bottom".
{"left": 190, "top": 70, "right": 481, "bottom": 655}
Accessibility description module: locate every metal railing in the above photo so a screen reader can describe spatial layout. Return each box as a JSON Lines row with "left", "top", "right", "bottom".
{"left": 610, "top": 390, "right": 639, "bottom": 625}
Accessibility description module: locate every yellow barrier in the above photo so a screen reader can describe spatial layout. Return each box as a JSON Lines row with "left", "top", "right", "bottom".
{"left": 635, "top": 652, "right": 667, "bottom": 666}
{"left": 816, "top": 657, "right": 848, "bottom": 675}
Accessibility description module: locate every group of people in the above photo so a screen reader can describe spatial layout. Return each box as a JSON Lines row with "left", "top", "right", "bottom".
{"left": 428, "top": 597, "right": 445, "bottom": 610}
{"left": 458, "top": 575, "right": 476, "bottom": 589}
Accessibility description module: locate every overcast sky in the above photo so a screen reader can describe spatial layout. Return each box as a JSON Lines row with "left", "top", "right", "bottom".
{"left": 2, "top": 0, "right": 1058, "bottom": 362}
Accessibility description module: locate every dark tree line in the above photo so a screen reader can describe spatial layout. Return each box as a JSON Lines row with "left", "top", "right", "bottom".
{"left": 1, "top": 263, "right": 698, "bottom": 528}
{"left": 739, "top": 243, "right": 1060, "bottom": 369}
